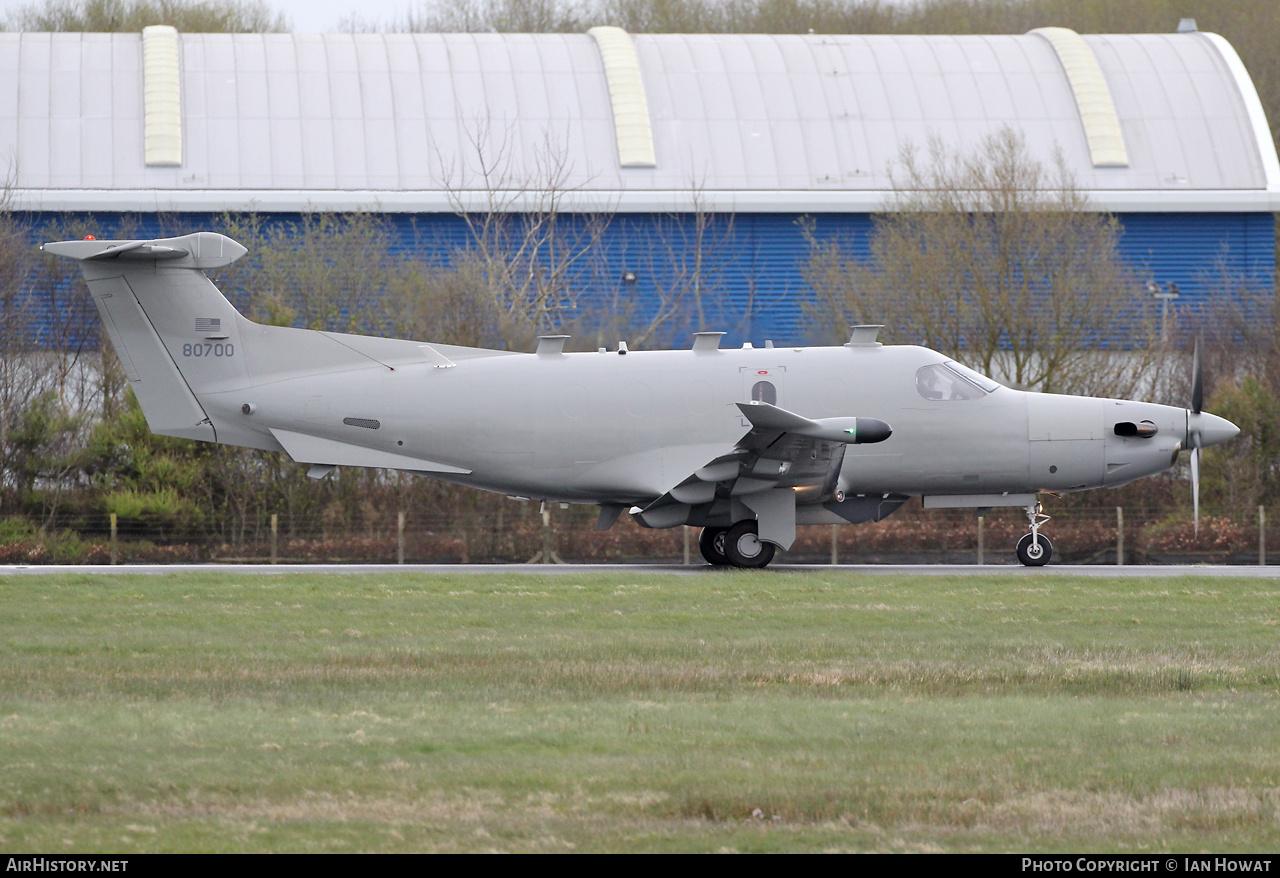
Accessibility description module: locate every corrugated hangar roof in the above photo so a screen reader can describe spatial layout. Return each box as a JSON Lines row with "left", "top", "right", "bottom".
{"left": 1, "top": 28, "right": 1277, "bottom": 213}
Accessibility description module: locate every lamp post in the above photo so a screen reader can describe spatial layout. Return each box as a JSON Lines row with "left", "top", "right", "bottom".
{"left": 1150, "top": 281, "right": 1179, "bottom": 343}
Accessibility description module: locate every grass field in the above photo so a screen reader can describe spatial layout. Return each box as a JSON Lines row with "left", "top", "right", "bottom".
{"left": 1, "top": 569, "right": 1279, "bottom": 853}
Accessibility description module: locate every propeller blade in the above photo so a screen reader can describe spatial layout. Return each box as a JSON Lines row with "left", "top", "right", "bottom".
{"left": 1191, "top": 333, "right": 1203, "bottom": 415}
{"left": 1191, "top": 445, "right": 1200, "bottom": 535}
{"left": 1188, "top": 333, "right": 1205, "bottom": 534}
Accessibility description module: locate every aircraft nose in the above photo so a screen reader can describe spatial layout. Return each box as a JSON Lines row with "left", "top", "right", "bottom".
{"left": 1191, "top": 411, "right": 1240, "bottom": 448}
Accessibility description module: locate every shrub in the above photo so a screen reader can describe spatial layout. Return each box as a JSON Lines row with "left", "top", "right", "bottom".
{"left": 1140, "top": 516, "right": 1248, "bottom": 556}
{"left": 0, "top": 518, "right": 37, "bottom": 541}
{"left": 102, "top": 488, "right": 203, "bottom": 534}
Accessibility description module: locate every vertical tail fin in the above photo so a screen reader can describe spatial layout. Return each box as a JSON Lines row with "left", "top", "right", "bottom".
{"left": 43, "top": 233, "right": 251, "bottom": 442}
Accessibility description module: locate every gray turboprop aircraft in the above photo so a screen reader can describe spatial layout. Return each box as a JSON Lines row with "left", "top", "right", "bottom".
{"left": 45, "top": 232, "right": 1240, "bottom": 568}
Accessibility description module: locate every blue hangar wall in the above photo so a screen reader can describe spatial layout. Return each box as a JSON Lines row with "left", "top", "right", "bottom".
{"left": 22, "top": 209, "right": 1276, "bottom": 351}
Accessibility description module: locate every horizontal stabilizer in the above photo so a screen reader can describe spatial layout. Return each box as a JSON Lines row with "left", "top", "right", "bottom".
{"left": 80, "top": 241, "right": 190, "bottom": 260}
{"left": 270, "top": 429, "right": 471, "bottom": 474}
{"left": 736, "top": 401, "right": 892, "bottom": 444}
{"left": 42, "top": 232, "right": 248, "bottom": 270}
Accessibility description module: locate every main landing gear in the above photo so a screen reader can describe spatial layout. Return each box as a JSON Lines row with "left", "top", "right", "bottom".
{"left": 698, "top": 526, "right": 729, "bottom": 566}
{"left": 1016, "top": 502, "right": 1053, "bottom": 566}
{"left": 699, "top": 522, "right": 777, "bottom": 569}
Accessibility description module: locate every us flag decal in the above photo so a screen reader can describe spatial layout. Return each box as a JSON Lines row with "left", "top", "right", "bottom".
{"left": 194, "top": 317, "right": 221, "bottom": 332}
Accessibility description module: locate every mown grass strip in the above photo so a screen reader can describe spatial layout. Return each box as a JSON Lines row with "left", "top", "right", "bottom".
{"left": 1, "top": 572, "right": 1278, "bottom": 852}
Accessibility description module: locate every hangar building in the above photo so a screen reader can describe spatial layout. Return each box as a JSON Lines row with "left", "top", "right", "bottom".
{"left": 2, "top": 24, "right": 1276, "bottom": 346}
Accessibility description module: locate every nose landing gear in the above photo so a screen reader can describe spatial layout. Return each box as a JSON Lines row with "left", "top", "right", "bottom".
{"left": 1016, "top": 502, "right": 1053, "bottom": 566}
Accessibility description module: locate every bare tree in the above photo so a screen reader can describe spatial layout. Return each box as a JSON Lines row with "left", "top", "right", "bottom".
{"left": 435, "top": 117, "right": 613, "bottom": 344}
{"left": 27, "top": 215, "right": 124, "bottom": 405}
{"left": 381, "top": 0, "right": 588, "bottom": 33}
{"left": 0, "top": 182, "right": 111, "bottom": 517}
{"left": 0, "top": 171, "right": 37, "bottom": 513}
{"left": 5, "top": 0, "right": 287, "bottom": 32}
{"left": 804, "top": 128, "right": 1165, "bottom": 397}
{"left": 433, "top": 120, "right": 759, "bottom": 351}
{"left": 604, "top": 184, "right": 738, "bottom": 348}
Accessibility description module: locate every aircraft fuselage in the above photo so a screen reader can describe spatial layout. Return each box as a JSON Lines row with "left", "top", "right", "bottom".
{"left": 200, "top": 341, "right": 1189, "bottom": 505}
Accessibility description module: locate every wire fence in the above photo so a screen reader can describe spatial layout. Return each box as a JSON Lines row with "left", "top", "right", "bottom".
{"left": 1, "top": 503, "right": 1273, "bottom": 566}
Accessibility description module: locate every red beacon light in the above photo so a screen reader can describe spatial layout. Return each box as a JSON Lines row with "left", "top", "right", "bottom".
{"left": 84, "top": 235, "right": 96, "bottom": 240}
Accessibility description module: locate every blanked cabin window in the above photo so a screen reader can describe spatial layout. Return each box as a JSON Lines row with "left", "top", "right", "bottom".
{"left": 751, "top": 381, "right": 777, "bottom": 404}
{"left": 915, "top": 362, "right": 998, "bottom": 401}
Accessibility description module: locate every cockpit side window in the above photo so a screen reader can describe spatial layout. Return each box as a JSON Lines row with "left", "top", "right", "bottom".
{"left": 916, "top": 362, "right": 989, "bottom": 401}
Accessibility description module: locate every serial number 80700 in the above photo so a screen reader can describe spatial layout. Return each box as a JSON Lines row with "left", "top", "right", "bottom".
{"left": 182, "top": 342, "right": 235, "bottom": 357}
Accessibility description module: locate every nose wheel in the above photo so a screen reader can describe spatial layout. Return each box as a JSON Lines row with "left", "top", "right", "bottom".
{"left": 1016, "top": 532, "right": 1053, "bottom": 566}
{"left": 1016, "top": 502, "right": 1053, "bottom": 566}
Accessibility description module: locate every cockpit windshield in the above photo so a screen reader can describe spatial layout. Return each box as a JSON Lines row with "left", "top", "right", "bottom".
{"left": 944, "top": 361, "right": 1001, "bottom": 392}
{"left": 916, "top": 361, "right": 1001, "bottom": 401}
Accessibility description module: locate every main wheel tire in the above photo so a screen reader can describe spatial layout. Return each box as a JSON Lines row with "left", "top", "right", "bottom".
{"left": 698, "top": 526, "right": 730, "bottom": 566}
{"left": 724, "top": 521, "right": 777, "bottom": 569}
{"left": 1016, "top": 533, "right": 1053, "bottom": 567}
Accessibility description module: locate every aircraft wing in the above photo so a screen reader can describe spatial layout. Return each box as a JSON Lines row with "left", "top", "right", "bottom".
{"left": 630, "top": 402, "right": 892, "bottom": 543}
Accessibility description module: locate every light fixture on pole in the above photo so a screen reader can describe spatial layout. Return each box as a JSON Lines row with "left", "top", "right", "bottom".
{"left": 1150, "top": 281, "right": 1179, "bottom": 342}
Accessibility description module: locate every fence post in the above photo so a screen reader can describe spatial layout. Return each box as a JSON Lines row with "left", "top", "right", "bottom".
{"left": 1116, "top": 507, "right": 1124, "bottom": 566}
{"left": 831, "top": 524, "right": 838, "bottom": 566}
{"left": 270, "top": 513, "right": 278, "bottom": 565}
{"left": 1260, "top": 506, "right": 1267, "bottom": 567}
{"left": 109, "top": 513, "right": 117, "bottom": 565}
{"left": 397, "top": 511, "right": 405, "bottom": 565}
{"left": 683, "top": 526, "right": 690, "bottom": 565}
{"left": 977, "top": 516, "right": 984, "bottom": 566}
